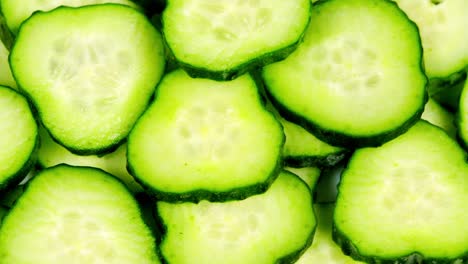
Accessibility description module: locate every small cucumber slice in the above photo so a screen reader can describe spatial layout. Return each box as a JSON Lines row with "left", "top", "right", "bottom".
{"left": 296, "top": 204, "right": 364, "bottom": 264}
{"left": 162, "top": 0, "right": 311, "bottom": 80}
{"left": 334, "top": 121, "right": 468, "bottom": 263}
{"left": 128, "top": 69, "right": 284, "bottom": 202}
{"left": 0, "top": 85, "right": 37, "bottom": 191}
{"left": 0, "top": 165, "right": 161, "bottom": 264}
{"left": 157, "top": 171, "right": 316, "bottom": 264}
{"left": 421, "top": 98, "right": 456, "bottom": 138}
{"left": 0, "top": 0, "right": 141, "bottom": 34}
{"left": 285, "top": 166, "right": 321, "bottom": 190}
{"left": 262, "top": 0, "right": 427, "bottom": 148}
{"left": 10, "top": 4, "right": 165, "bottom": 154}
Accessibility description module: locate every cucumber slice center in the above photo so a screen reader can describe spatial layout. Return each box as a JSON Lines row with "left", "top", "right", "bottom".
{"left": 48, "top": 35, "right": 131, "bottom": 109}
{"left": 53, "top": 211, "right": 115, "bottom": 261}
{"left": 309, "top": 37, "right": 381, "bottom": 95}
{"left": 175, "top": 104, "right": 241, "bottom": 161}
{"left": 380, "top": 166, "right": 452, "bottom": 225}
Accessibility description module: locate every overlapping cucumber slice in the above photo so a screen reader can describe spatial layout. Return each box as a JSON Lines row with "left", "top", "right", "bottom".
{"left": 334, "top": 121, "right": 468, "bottom": 263}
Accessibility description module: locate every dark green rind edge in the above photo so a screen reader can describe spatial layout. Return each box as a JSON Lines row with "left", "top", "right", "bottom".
{"left": 154, "top": 171, "right": 317, "bottom": 264}
{"left": 0, "top": 86, "right": 39, "bottom": 192}
{"left": 284, "top": 150, "right": 349, "bottom": 168}
{"left": 161, "top": 1, "right": 311, "bottom": 81}
{"left": 128, "top": 152, "right": 284, "bottom": 203}
{"left": 0, "top": 164, "right": 164, "bottom": 263}
{"left": 261, "top": 0, "right": 428, "bottom": 149}
{"left": 9, "top": 4, "right": 166, "bottom": 156}
{"left": 332, "top": 226, "right": 468, "bottom": 264}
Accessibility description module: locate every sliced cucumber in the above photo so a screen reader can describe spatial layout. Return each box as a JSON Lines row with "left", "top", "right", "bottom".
{"left": 285, "top": 166, "right": 321, "bottom": 190}
{"left": 334, "top": 121, "right": 468, "bottom": 263}
{"left": 0, "top": 85, "right": 37, "bottom": 190}
{"left": 421, "top": 98, "right": 456, "bottom": 138}
{"left": 10, "top": 4, "right": 165, "bottom": 154}
{"left": 37, "top": 127, "right": 142, "bottom": 193}
{"left": 162, "top": 0, "right": 311, "bottom": 80}
{"left": 0, "top": 0, "right": 141, "bottom": 34}
{"left": 297, "top": 204, "right": 364, "bottom": 264}
{"left": 281, "top": 116, "right": 347, "bottom": 168}
{"left": 128, "top": 69, "right": 284, "bottom": 202}
{"left": 391, "top": 0, "right": 468, "bottom": 80}
{"left": 457, "top": 76, "right": 468, "bottom": 150}
{"left": 0, "top": 165, "right": 160, "bottom": 264}
{"left": 262, "top": 0, "right": 427, "bottom": 148}
{"left": 0, "top": 39, "right": 16, "bottom": 89}
{"left": 157, "top": 171, "right": 316, "bottom": 264}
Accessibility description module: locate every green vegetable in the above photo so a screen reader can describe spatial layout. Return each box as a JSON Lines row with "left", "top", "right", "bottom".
{"left": 128, "top": 69, "right": 284, "bottom": 202}
{"left": 0, "top": 165, "right": 161, "bottom": 263}
{"left": 334, "top": 121, "right": 468, "bottom": 263}
{"left": 157, "top": 171, "right": 316, "bottom": 264}
{"left": 162, "top": 0, "right": 311, "bottom": 80}
{"left": 262, "top": 0, "right": 427, "bottom": 148}
{"left": 10, "top": 4, "right": 165, "bottom": 154}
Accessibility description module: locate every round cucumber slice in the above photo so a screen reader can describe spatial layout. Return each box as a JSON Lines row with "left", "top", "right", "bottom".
{"left": 128, "top": 69, "right": 284, "bottom": 202}
{"left": 162, "top": 0, "right": 311, "bottom": 80}
{"left": 262, "top": 0, "right": 427, "bottom": 148}
{"left": 0, "top": 165, "right": 161, "bottom": 264}
{"left": 334, "top": 121, "right": 468, "bottom": 263}
{"left": 10, "top": 4, "right": 165, "bottom": 154}
{"left": 157, "top": 171, "right": 315, "bottom": 264}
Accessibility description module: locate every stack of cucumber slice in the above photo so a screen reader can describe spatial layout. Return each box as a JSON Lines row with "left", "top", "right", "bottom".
{"left": 0, "top": 0, "right": 466, "bottom": 263}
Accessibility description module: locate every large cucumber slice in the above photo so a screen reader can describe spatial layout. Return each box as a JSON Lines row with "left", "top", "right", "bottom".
{"left": 157, "top": 171, "right": 316, "bottom": 264}
{"left": 334, "top": 121, "right": 468, "bottom": 263}
{"left": 128, "top": 69, "right": 284, "bottom": 202}
{"left": 10, "top": 4, "right": 165, "bottom": 154}
{"left": 0, "top": 165, "right": 161, "bottom": 264}
{"left": 262, "top": 0, "right": 427, "bottom": 148}
{"left": 162, "top": 0, "right": 311, "bottom": 80}
{"left": 0, "top": 85, "right": 37, "bottom": 190}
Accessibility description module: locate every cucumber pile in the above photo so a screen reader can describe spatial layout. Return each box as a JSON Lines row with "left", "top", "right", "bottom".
{"left": 0, "top": 0, "right": 466, "bottom": 263}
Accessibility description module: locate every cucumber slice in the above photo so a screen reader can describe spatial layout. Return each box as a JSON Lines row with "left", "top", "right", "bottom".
{"left": 457, "top": 76, "right": 468, "bottom": 150}
{"left": 285, "top": 166, "right": 321, "bottom": 190}
{"left": 128, "top": 69, "right": 284, "bottom": 202}
{"left": 0, "top": 0, "right": 141, "bottom": 34}
{"left": 0, "top": 165, "right": 161, "bottom": 264}
{"left": 157, "top": 171, "right": 316, "bottom": 264}
{"left": 334, "top": 121, "right": 468, "bottom": 263}
{"left": 0, "top": 85, "right": 37, "bottom": 191}
{"left": 162, "top": 0, "right": 311, "bottom": 80}
{"left": 0, "top": 39, "right": 16, "bottom": 89}
{"left": 422, "top": 98, "right": 456, "bottom": 138}
{"left": 262, "top": 0, "right": 427, "bottom": 148}
{"left": 37, "top": 127, "right": 143, "bottom": 193}
{"left": 391, "top": 0, "right": 468, "bottom": 80}
{"left": 10, "top": 4, "right": 165, "bottom": 154}
{"left": 297, "top": 204, "right": 364, "bottom": 264}
{"left": 281, "top": 116, "right": 347, "bottom": 168}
